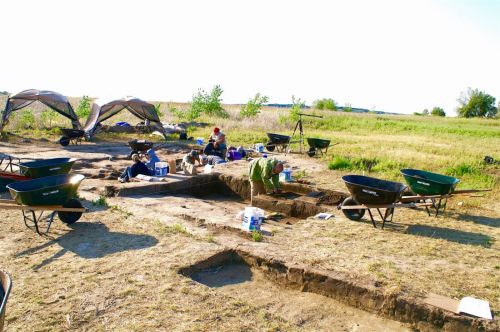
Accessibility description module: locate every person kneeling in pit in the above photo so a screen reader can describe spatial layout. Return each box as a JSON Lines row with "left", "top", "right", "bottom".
{"left": 181, "top": 150, "right": 202, "bottom": 176}
{"left": 248, "top": 157, "right": 284, "bottom": 205}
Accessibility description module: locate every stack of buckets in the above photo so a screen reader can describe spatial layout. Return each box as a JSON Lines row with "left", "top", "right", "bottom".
{"left": 242, "top": 207, "right": 264, "bottom": 231}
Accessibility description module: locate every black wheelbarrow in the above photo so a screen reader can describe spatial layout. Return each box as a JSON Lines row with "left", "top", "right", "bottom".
{"left": 306, "top": 138, "right": 333, "bottom": 157}
{"left": 128, "top": 139, "right": 154, "bottom": 159}
{"left": 59, "top": 128, "right": 85, "bottom": 146}
{"left": 265, "top": 133, "right": 291, "bottom": 152}
{"left": 2, "top": 174, "right": 87, "bottom": 235}
{"left": 338, "top": 175, "right": 430, "bottom": 228}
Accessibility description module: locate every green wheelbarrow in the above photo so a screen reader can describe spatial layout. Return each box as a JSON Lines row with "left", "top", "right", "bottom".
{"left": 18, "top": 158, "right": 77, "bottom": 178}
{"left": 400, "top": 169, "right": 490, "bottom": 216}
{"left": 2, "top": 174, "right": 87, "bottom": 235}
{"left": 306, "top": 138, "right": 338, "bottom": 157}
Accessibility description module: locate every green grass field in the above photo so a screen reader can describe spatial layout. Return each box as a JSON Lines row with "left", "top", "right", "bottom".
{"left": 1, "top": 97, "right": 498, "bottom": 192}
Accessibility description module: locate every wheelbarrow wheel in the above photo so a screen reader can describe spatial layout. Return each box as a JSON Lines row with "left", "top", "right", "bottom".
{"left": 128, "top": 150, "right": 138, "bottom": 159}
{"left": 307, "top": 147, "right": 316, "bottom": 157}
{"left": 266, "top": 143, "right": 276, "bottom": 152}
{"left": 59, "top": 136, "right": 70, "bottom": 146}
{"left": 341, "top": 196, "right": 365, "bottom": 221}
{"left": 58, "top": 198, "right": 83, "bottom": 224}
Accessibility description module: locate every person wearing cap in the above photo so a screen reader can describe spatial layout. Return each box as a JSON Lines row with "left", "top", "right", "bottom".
{"left": 181, "top": 150, "right": 202, "bottom": 175}
{"left": 248, "top": 157, "right": 284, "bottom": 204}
{"left": 208, "top": 127, "right": 227, "bottom": 159}
{"left": 144, "top": 148, "right": 161, "bottom": 174}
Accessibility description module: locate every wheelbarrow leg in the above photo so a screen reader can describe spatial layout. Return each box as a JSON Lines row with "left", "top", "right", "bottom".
{"left": 442, "top": 198, "right": 449, "bottom": 214}
{"left": 435, "top": 198, "right": 443, "bottom": 217}
{"left": 45, "top": 211, "right": 56, "bottom": 233}
{"left": 28, "top": 210, "right": 41, "bottom": 235}
{"left": 367, "top": 209, "right": 377, "bottom": 228}
{"left": 381, "top": 208, "right": 394, "bottom": 229}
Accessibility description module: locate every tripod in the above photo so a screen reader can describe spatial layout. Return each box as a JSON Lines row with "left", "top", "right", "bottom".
{"left": 290, "top": 113, "right": 323, "bottom": 153}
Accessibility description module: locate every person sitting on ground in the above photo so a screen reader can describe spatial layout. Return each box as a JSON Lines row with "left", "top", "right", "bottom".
{"left": 181, "top": 150, "right": 202, "bottom": 175}
{"left": 248, "top": 157, "right": 284, "bottom": 205}
{"left": 208, "top": 127, "right": 227, "bottom": 159}
{"left": 144, "top": 148, "right": 160, "bottom": 174}
{"left": 203, "top": 141, "right": 224, "bottom": 158}
{"left": 119, "top": 154, "right": 152, "bottom": 182}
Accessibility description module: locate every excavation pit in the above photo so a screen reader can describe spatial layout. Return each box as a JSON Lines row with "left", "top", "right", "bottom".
{"left": 180, "top": 250, "right": 497, "bottom": 331}
{"left": 117, "top": 173, "right": 344, "bottom": 223}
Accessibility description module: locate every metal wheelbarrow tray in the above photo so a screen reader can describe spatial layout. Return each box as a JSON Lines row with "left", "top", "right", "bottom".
{"left": 338, "top": 174, "right": 430, "bottom": 228}
{"left": 400, "top": 168, "right": 490, "bottom": 216}
{"left": 19, "top": 158, "right": 77, "bottom": 178}
{"left": 59, "top": 128, "right": 85, "bottom": 146}
{"left": 0, "top": 268, "right": 12, "bottom": 332}
{"left": 2, "top": 174, "right": 87, "bottom": 235}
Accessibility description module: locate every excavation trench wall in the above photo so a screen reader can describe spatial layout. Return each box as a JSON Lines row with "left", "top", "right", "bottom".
{"left": 180, "top": 250, "right": 497, "bottom": 332}
{"left": 114, "top": 172, "right": 347, "bottom": 218}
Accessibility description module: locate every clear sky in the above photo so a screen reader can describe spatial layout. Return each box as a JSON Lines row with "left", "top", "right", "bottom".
{"left": 1, "top": 0, "right": 499, "bottom": 115}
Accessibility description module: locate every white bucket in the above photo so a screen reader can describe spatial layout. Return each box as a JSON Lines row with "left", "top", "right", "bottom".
{"left": 279, "top": 168, "right": 292, "bottom": 182}
{"left": 155, "top": 162, "right": 169, "bottom": 176}
{"left": 204, "top": 164, "right": 214, "bottom": 173}
{"left": 242, "top": 207, "right": 264, "bottom": 231}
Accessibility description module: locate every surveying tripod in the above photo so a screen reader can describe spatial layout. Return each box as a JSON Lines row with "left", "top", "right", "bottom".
{"left": 290, "top": 113, "right": 323, "bottom": 153}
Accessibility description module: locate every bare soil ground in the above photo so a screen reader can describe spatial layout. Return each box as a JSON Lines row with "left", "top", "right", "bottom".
{"left": 0, "top": 138, "right": 498, "bottom": 331}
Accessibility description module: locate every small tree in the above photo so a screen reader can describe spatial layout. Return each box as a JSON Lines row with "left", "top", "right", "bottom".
{"left": 343, "top": 103, "right": 352, "bottom": 112}
{"left": 422, "top": 108, "right": 429, "bottom": 116}
{"left": 290, "top": 95, "right": 305, "bottom": 122}
{"left": 76, "top": 96, "right": 91, "bottom": 120}
{"left": 240, "top": 93, "right": 269, "bottom": 118}
{"left": 457, "top": 88, "right": 497, "bottom": 118}
{"left": 431, "top": 107, "right": 446, "bottom": 117}
{"left": 189, "top": 85, "right": 228, "bottom": 120}
{"left": 40, "top": 109, "right": 58, "bottom": 128}
{"left": 154, "top": 103, "right": 163, "bottom": 119}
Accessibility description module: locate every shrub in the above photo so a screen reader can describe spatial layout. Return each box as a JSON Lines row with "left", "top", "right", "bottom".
{"left": 431, "top": 107, "right": 445, "bottom": 117}
{"left": 328, "top": 156, "right": 352, "bottom": 170}
{"left": 313, "top": 99, "right": 325, "bottom": 110}
{"left": 343, "top": 103, "right": 352, "bottom": 112}
{"left": 76, "top": 96, "right": 92, "bottom": 120}
{"left": 313, "top": 98, "right": 337, "bottom": 111}
{"left": 18, "top": 108, "right": 35, "bottom": 129}
{"left": 252, "top": 230, "right": 263, "bottom": 242}
{"left": 240, "top": 93, "right": 268, "bottom": 118}
{"left": 189, "top": 85, "right": 228, "bottom": 120}
{"left": 92, "top": 195, "right": 108, "bottom": 207}
{"left": 445, "top": 163, "right": 480, "bottom": 176}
